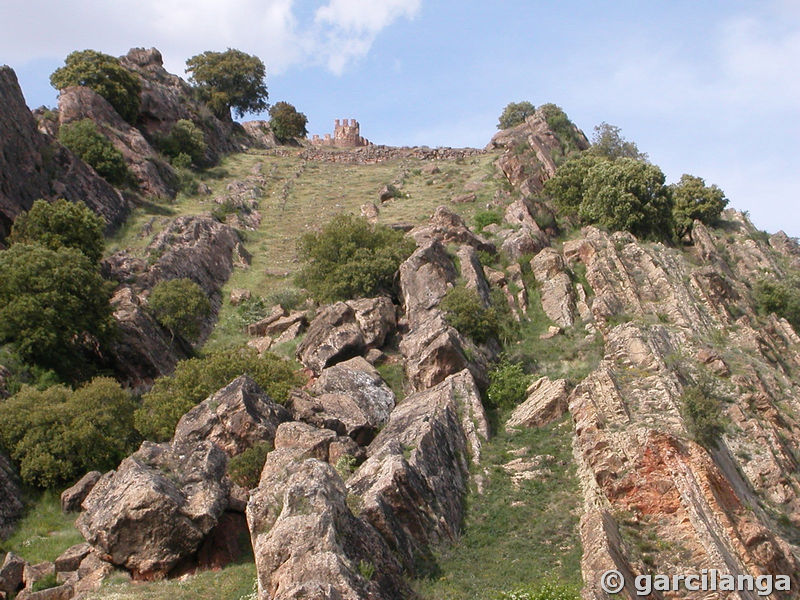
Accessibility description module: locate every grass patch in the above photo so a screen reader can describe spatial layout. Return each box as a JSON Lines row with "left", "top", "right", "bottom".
{"left": 376, "top": 359, "right": 407, "bottom": 402}
{"left": 413, "top": 416, "right": 582, "bottom": 599}
{"left": 0, "top": 490, "right": 84, "bottom": 564}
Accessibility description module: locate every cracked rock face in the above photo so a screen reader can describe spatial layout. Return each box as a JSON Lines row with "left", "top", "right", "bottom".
{"left": 0, "top": 453, "right": 23, "bottom": 540}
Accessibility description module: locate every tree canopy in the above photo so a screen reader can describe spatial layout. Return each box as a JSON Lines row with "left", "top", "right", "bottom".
{"left": 8, "top": 199, "right": 105, "bottom": 264}
{"left": 269, "top": 101, "right": 308, "bottom": 142}
{"left": 0, "top": 244, "right": 113, "bottom": 380}
{"left": 671, "top": 174, "right": 728, "bottom": 238}
{"left": 50, "top": 50, "right": 141, "bottom": 123}
{"left": 147, "top": 278, "right": 211, "bottom": 342}
{"left": 186, "top": 49, "right": 268, "bottom": 119}
{"left": 497, "top": 101, "right": 536, "bottom": 129}
{"left": 589, "top": 122, "right": 648, "bottom": 161}
{"left": 58, "top": 119, "right": 129, "bottom": 186}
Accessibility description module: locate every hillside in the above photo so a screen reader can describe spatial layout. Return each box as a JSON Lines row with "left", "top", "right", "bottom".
{"left": 1, "top": 49, "right": 800, "bottom": 600}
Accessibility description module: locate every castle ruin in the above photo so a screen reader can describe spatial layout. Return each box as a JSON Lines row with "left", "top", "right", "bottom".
{"left": 311, "top": 119, "right": 371, "bottom": 148}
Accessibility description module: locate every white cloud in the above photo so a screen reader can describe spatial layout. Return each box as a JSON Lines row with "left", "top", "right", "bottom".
{"left": 0, "top": 0, "right": 418, "bottom": 76}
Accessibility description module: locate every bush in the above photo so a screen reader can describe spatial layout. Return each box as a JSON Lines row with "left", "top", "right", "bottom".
{"left": 156, "top": 119, "right": 208, "bottom": 167}
{"left": 50, "top": 50, "right": 141, "bottom": 123}
{"left": 228, "top": 442, "right": 272, "bottom": 488}
{"left": 0, "top": 244, "right": 113, "bottom": 381}
{"left": 498, "top": 101, "right": 536, "bottom": 129}
{"left": 589, "top": 122, "right": 647, "bottom": 161}
{"left": 538, "top": 103, "right": 585, "bottom": 156}
{"left": 134, "top": 347, "right": 301, "bottom": 441}
{"left": 58, "top": 119, "right": 129, "bottom": 186}
{"left": 542, "top": 154, "right": 606, "bottom": 213}
{"left": 148, "top": 278, "right": 212, "bottom": 342}
{"left": 579, "top": 158, "right": 674, "bottom": 241}
{"left": 8, "top": 198, "right": 105, "bottom": 264}
{"left": 671, "top": 174, "right": 728, "bottom": 238}
{"left": 487, "top": 360, "right": 531, "bottom": 409}
{"left": 269, "top": 101, "right": 308, "bottom": 142}
{"left": 440, "top": 285, "right": 499, "bottom": 344}
{"left": 0, "top": 377, "right": 138, "bottom": 488}
{"left": 473, "top": 209, "right": 503, "bottom": 232}
{"left": 681, "top": 384, "right": 725, "bottom": 449}
{"left": 296, "top": 214, "right": 415, "bottom": 303}
{"left": 754, "top": 277, "right": 800, "bottom": 332}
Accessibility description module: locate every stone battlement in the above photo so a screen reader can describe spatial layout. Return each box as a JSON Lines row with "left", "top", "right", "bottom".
{"left": 311, "top": 118, "right": 371, "bottom": 148}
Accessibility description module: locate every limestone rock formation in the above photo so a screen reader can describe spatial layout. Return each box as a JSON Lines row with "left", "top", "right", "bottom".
{"left": 77, "top": 440, "right": 230, "bottom": 579}
{"left": 0, "top": 66, "right": 127, "bottom": 241}
{"left": 172, "top": 376, "right": 291, "bottom": 456}
{"left": 297, "top": 297, "right": 396, "bottom": 375}
{"left": 246, "top": 453, "right": 409, "bottom": 600}
{"left": 348, "top": 370, "right": 488, "bottom": 572}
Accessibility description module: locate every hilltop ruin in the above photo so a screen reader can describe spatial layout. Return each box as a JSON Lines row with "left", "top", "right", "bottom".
{"left": 311, "top": 118, "right": 371, "bottom": 148}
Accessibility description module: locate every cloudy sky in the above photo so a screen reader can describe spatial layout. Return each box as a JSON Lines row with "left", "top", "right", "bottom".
{"left": 3, "top": 0, "right": 799, "bottom": 235}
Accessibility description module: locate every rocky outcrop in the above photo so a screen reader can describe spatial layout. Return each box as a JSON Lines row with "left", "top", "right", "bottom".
{"left": 297, "top": 297, "right": 396, "bottom": 375}
{"left": 0, "top": 453, "right": 23, "bottom": 539}
{"left": 0, "top": 553, "right": 26, "bottom": 597}
{"left": 77, "top": 440, "right": 230, "bottom": 579}
{"left": 408, "top": 206, "right": 495, "bottom": 253}
{"left": 288, "top": 357, "right": 396, "bottom": 445}
{"left": 172, "top": 375, "right": 291, "bottom": 456}
{"left": 246, "top": 452, "right": 410, "bottom": 600}
{"left": 61, "top": 471, "right": 102, "bottom": 513}
{"left": 531, "top": 247, "right": 577, "bottom": 328}
{"left": 0, "top": 66, "right": 127, "bottom": 241}
{"left": 348, "top": 370, "right": 488, "bottom": 572}
{"left": 487, "top": 108, "right": 589, "bottom": 197}
{"left": 58, "top": 85, "right": 177, "bottom": 199}
{"left": 505, "top": 377, "right": 570, "bottom": 430}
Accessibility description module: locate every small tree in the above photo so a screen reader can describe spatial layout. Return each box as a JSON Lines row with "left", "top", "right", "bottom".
{"left": 0, "top": 244, "right": 113, "bottom": 380}
{"left": 50, "top": 50, "right": 141, "bottom": 123}
{"left": 440, "top": 285, "right": 499, "bottom": 344}
{"left": 8, "top": 198, "right": 105, "bottom": 264}
{"left": 542, "top": 154, "right": 606, "bottom": 213}
{"left": 579, "top": 158, "right": 674, "bottom": 240}
{"left": 487, "top": 360, "right": 531, "bottom": 409}
{"left": 186, "top": 49, "right": 268, "bottom": 119}
{"left": 156, "top": 119, "right": 208, "bottom": 167}
{"left": 296, "top": 215, "right": 415, "bottom": 303}
{"left": 147, "top": 278, "right": 211, "bottom": 342}
{"left": 589, "top": 122, "right": 648, "bottom": 161}
{"left": 498, "top": 101, "right": 536, "bottom": 129}
{"left": 58, "top": 119, "right": 129, "bottom": 186}
{"left": 269, "top": 101, "right": 308, "bottom": 142}
{"left": 671, "top": 174, "right": 728, "bottom": 238}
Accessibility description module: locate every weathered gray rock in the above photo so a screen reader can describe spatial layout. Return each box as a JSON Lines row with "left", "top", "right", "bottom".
{"left": 54, "top": 543, "right": 93, "bottom": 573}
{"left": 0, "top": 66, "right": 127, "bottom": 242}
{"left": 501, "top": 229, "right": 547, "bottom": 262}
{"left": 347, "top": 370, "right": 488, "bottom": 571}
{"left": 273, "top": 421, "right": 337, "bottom": 461}
{"left": 173, "top": 376, "right": 291, "bottom": 457}
{"left": 77, "top": 440, "right": 229, "bottom": 579}
{"left": 399, "top": 240, "right": 458, "bottom": 326}
{"left": 505, "top": 377, "right": 570, "bottom": 430}
{"left": 408, "top": 206, "right": 495, "bottom": 252}
{"left": 0, "top": 552, "right": 26, "bottom": 597}
{"left": 15, "top": 583, "right": 73, "bottom": 600}
{"left": 457, "top": 245, "right": 491, "bottom": 306}
{"left": 530, "top": 248, "right": 576, "bottom": 328}
{"left": 0, "top": 454, "right": 23, "bottom": 539}
{"left": 61, "top": 471, "right": 102, "bottom": 513}
{"left": 247, "top": 453, "right": 409, "bottom": 600}
{"left": 297, "top": 298, "right": 396, "bottom": 375}
{"left": 247, "top": 305, "right": 286, "bottom": 336}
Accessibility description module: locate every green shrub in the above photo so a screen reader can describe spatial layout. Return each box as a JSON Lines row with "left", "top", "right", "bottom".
{"left": 134, "top": 348, "right": 301, "bottom": 441}
{"left": 754, "top": 277, "right": 800, "bottom": 332}
{"left": 0, "top": 377, "right": 138, "bottom": 488}
{"left": 440, "top": 285, "right": 499, "bottom": 344}
{"left": 265, "top": 288, "right": 306, "bottom": 312}
{"left": 50, "top": 50, "right": 141, "bottom": 123}
{"left": 296, "top": 214, "right": 415, "bottom": 303}
{"left": 498, "top": 101, "right": 536, "bottom": 129}
{"left": 681, "top": 384, "right": 725, "bottom": 449}
{"left": 0, "top": 244, "right": 113, "bottom": 381}
{"left": 58, "top": 119, "right": 129, "bottom": 186}
{"left": 671, "top": 174, "right": 728, "bottom": 238}
{"left": 228, "top": 441, "right": 272, "bottom": 488}
{"left": 156, "top": 119, "right": 208, "bottom": 167}
{"left": 474, "top": 209, "right": 503, "bottom": 232}
{"left": 269, "top": 101, "right": 308, "bottom": 141}
{"left": 148, "top": 278, "right": 212, "bottom": 342}
{"left": 542, "top": 154, "right": 606, "bottom": 213}
{"left": 538, "top": 103, "right": 585, "bottom": 157}
{"left": 487, "top": 360, "right": 531, "bottom": 409}
{"left": 8, "top": 198, "right": 105, "bottom": 264}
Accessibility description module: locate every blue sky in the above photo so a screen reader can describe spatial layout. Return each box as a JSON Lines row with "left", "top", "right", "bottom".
{"left": 3, "top": 0, "right": 799, "bottom": 235}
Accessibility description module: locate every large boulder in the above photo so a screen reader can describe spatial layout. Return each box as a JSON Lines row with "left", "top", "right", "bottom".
{"left": 246, "top": 452, "right": 409, "bottom": 600}
{"left": 173, "top": 375, "right": 291, "bottom": 456}
{"left": 505, "top": 377, "right": 570, "bottom": 430}
{"left": 347, "top": 370, "right": 488, "bottom": 571}
{"left": 398, "top": 240, "right": 458, "bottom": 323}
{"left": 0, "top": 553, "right": 26, "bottom": 597}
{"left": 297, "top": 298, "right": 396, "bottom": 375}
{"left": 76, "top": 440, "right": 229, "bottom": 579}
{"left": 61, "top": 471, "right": 103, "bottom": 513}
{"left": 0, "top": 453, "right": 23, "bottom": 539}
{"left": 0, "top": 66, "right": 127, "bottom": 241}
{"left": 288, "top": 357, "right": 396, "bottom": 445}
{"left": 58, "top": 85, "right": 177, "bottom": 199}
